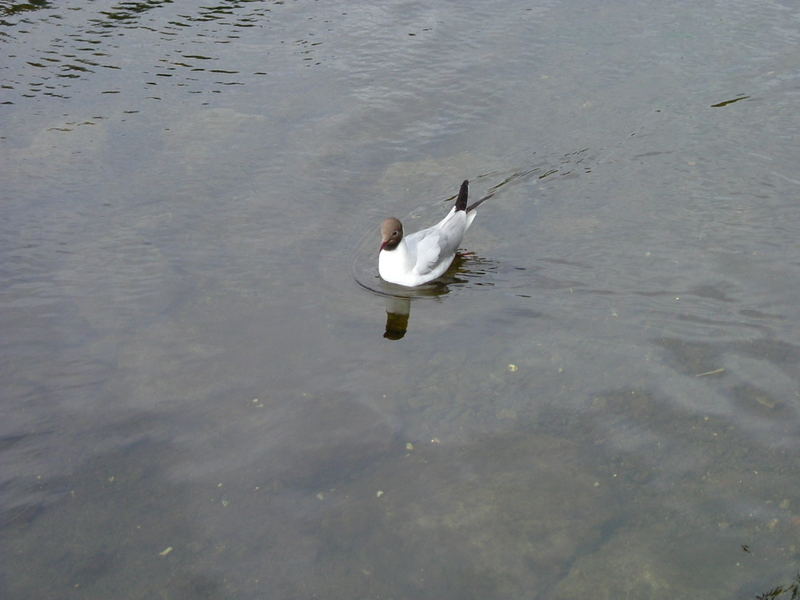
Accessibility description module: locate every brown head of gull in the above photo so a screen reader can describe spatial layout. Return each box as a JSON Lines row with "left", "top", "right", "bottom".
{"left": 379, "top": 217, "right": 403, "bottom": 252}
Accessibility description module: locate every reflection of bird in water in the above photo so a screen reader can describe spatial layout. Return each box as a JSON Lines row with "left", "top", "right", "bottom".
{"left": 383, "top": 296, "right": 410, "bottom": 340}
{"left": 378, "top": 180, "right": 491, "bottom": 287}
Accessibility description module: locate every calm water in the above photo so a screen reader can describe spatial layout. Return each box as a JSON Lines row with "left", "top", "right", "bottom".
{"left": 2, "top": 1, "right": 800, "bottom": 598}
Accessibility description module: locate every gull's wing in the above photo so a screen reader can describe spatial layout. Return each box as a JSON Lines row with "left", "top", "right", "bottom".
{"left": 407, "top": 228, "right": 444, "bottom": 276}
{"left": 407, "top": 210, "right": 467, "bottom": 276}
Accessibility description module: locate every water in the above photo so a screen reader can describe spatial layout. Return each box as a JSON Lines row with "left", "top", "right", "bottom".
{"left": 2, "top": 1, "right": 800, "bottom": 598}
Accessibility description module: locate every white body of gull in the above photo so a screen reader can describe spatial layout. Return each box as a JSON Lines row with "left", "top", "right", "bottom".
{"left": 379, "top": 180, "right": 486, "bottom": 287}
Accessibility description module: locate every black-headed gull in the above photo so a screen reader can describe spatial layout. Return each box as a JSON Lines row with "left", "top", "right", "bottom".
{"left": 379, "top": 180, "right": 487, "bottom": 287}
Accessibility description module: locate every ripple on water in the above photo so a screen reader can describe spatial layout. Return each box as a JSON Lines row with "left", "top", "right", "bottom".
{"left": 0, "top": 0, "right": 299, "bottom": 105}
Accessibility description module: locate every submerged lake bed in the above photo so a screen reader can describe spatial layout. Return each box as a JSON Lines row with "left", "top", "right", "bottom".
{"left": 2, "top": 1, "right": 800, "bottom": 598}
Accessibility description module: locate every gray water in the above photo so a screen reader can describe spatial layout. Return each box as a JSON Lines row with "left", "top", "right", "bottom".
{"left": 2, "top": 1, "right": 800, "bottom": 598}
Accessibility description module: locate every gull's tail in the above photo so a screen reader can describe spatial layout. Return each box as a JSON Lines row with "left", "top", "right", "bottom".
{"left": 455, "top": 180, "right": 469, "bottom": 211}
{"left": 454, "top": 178, "right": 492, "bottom": 213}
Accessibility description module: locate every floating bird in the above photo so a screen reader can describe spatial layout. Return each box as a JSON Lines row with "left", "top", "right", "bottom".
{"left": 379, "top": 180, "right": 487, "bottom": 287}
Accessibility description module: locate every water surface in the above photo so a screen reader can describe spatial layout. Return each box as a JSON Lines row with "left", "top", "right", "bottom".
{"left": 2, "top": 1, "right": 800, "bottom": 598}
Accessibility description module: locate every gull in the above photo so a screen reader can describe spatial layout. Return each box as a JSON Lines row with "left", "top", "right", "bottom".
{"left": 379, "top": 180, "right": 487, "bottom": 287}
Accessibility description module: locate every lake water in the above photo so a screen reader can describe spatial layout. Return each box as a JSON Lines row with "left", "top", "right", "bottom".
{"left": 2, "top": 1, "right": 800, "bottom": 598}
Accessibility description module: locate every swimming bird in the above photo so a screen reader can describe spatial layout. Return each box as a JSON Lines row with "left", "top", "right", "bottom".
{"left": 378, "top": 180, "right": 487, "bottom": 287}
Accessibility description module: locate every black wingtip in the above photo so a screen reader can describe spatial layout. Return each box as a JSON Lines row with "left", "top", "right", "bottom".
{"left": 455, "top": 179, "right": 469, "bottom": 211}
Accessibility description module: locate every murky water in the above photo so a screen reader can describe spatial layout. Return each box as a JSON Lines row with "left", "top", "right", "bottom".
{"left": 2, "top": 1, "right": 800, "bottom": 598}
